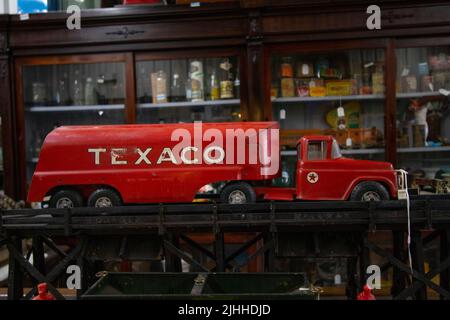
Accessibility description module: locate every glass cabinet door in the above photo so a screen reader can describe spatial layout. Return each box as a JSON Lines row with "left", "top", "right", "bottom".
{"left": 136, "top": 55, "right": 242, "bottom": 123}
{"left": 22, "top": 61, "right": 126, "bottom": 183}
{"left": 396, "top": 46, "right": 450, "bottom": 188}
{"left": 270, "top": 49, "right": 387, "bottom": 185}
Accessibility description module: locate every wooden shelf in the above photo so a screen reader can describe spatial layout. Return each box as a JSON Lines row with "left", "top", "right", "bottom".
{"left": 281, "top": 146, "right": 450, "bottom": 157}
{"left": 272, "top": 94, "right": 385, "bottom": 103}
{"left": 281, "top": 148, "right": 385, "bottom": 156}
{"left": 26, "top": 105, "right": 125, "bottom": 112}
{"left": 398, "top": 146, "right": 450, "bottom": 153}
{"left": 396, "top": 92, "right": 442, "bottom": 99}
{"left": 138, "top": 99, "right": 240, "bottom": 109}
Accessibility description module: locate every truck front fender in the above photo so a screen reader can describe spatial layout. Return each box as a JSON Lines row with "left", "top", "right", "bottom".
{"left": 345, "top": 176, "right": 397, "bottom": 200}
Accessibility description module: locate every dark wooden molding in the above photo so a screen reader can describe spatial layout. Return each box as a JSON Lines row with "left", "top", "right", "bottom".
{"left": 105, "top": 26, "right": 145, "bottom": 39}
{"left": 0, "top": 58, "right": 7, "bottom": 81}
{"left": 0, "top": 33, "right": 6, "bottom": 53}
{"left": 0, "top": 56, "right": 17, "bottom": 199}
{"left": 381, "top": 10, "right": 415, "bottom": 24}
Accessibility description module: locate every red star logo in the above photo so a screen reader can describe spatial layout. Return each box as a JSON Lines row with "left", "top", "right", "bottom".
{"left": 307, "top": 172, "right": 319, "bottom": 184}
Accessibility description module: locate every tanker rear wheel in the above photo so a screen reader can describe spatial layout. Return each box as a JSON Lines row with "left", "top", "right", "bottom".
{"left": 49, "top": 189, "right": 84, "bottom": 209}
{"left": 87, "top": 188, "right": 122, "bottom": 208}
{"left": 220, "top": 182, "right": 256, "bottom": 205}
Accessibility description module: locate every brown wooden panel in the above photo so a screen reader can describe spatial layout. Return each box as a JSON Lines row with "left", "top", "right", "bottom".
{"left": 262, "top": 4, "right": 450, "bottom": 38}
{"left": 135, "top": 48, "right": 242, "bottom": 61}
{"left": 0, "top": 56, "right": 18, "bottom": 199}
{"left": 10, "top": 38, "right": 247, "bottom": 57}
{"left": 125, "top": 52, "right": 137, "bottom": 124}
{"left": 385, "top": 39, "right": 397, "bottom": 166}
{"left": 0, "top": 32, "right": 6, "bottom": 54}
{"left": 10, "top": 18, "right": 247, "bottom": 49}
{"left": 14, "top": 53, "right": 127, "bottom": 66}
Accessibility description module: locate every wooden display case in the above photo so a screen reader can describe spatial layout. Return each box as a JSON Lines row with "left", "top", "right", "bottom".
{"left": 1, "top": 0, "right": 450, "bottom": 200}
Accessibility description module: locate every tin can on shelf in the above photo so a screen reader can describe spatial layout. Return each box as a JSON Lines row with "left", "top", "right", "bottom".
{"left": 220, "top": 80, "right": 234, "bottom": 99}
{"left": 281, "top": 78, "right": 295, "bottom": 97}
{"left": 296, "top": 79, "right": 310, "bottom": 97}
{"left": 190, "top": 61, "right": 204, "bottom": 102}
{"left": 281, "top": 57, "right": 294, "bottom": 78}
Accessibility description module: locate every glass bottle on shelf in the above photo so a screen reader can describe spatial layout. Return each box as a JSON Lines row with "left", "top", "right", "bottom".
{"left": 96, "top": 74, "right": 106, "bottom": 104}
{"left": 185, "top": 73, "right": 192, "bottom": 102}
{"left": 280, "top": 57, "right": 295, "bottom": 98}
{"left": 209, "top": 71, "right": 220, "bottom": 101}
{"left": 73, "top": 68, "right": 84, "bottom": 106}
{"left": 170, "top": 73, "right": 184, "bottom": 102}
{"left": 84, "top": 77, "right": 98, "bottom": 105}
{"left": 56, "top": 72, "right": 69, "bottom": 106}
{"left": 190, "top": 60, "right": 204, "bottom": 102}
{"left": 372, "top": 63, "right": 385, "bottom": 95}
{"left": 151, "top": 70, "right": 168, "bottom": 103}
{"left": 220, "top": 58, "right": 234, "bottom": 99}
{"left": 32, "top": 82, "right": 47, "bottom": 106}
{"left": 234, "top": 69, "right": 240, "bottom": 98}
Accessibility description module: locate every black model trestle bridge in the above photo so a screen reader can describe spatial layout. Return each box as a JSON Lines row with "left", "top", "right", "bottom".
{"left": 1, "top": 197, "right": 450, "bottom": 300}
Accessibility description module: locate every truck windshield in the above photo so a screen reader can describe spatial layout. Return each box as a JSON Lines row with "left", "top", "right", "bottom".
{"left": 331, "top": 139, "right": 342, "bottom": 159}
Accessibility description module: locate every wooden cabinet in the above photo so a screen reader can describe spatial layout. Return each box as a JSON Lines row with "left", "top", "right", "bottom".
{"left": 2, "top": 0, "right": 450, "bottom": 200}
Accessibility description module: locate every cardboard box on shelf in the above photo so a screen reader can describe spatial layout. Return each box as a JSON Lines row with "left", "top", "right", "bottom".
{"left": 325, "top": 80, "right": 353, "bottom": 96}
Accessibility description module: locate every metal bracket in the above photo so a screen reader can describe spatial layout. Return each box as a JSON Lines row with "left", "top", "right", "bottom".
{"left": 64, "top": 209, "right": 72, "bottom": 236}
{"left": 158, "top": 204, "right": 165, "bottom": 236}
{"left": 212, "top": 204, "right": 219, "bottom": 234}
{"left": 368, "top": 201, "right": 377, "bottom": 232}
{"left": 270, "top": 202, "right": 277, "bottom": 233}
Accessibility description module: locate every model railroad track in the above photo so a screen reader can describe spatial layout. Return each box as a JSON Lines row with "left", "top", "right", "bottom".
{"left": 1, "top": 197, "right": 450, "bottom": 235}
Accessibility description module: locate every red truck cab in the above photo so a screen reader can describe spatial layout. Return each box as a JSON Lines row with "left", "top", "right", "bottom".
{"left": 254, "top": 135, "right": 403, "bottom": 202}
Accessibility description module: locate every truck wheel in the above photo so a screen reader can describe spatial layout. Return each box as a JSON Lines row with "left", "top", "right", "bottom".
{"left": 87, "top": 188, "right": 122, "bottom": 207}
{"left": 49, "top": 189, "right": 84, "bottom": 208}
{"left": 220, "top": 182, "right": 256, "bottom": 204}
{"left": 350, "top": 181, "right": 389, "bottom": 202}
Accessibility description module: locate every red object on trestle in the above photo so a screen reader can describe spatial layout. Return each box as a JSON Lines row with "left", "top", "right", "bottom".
{"left": 32, "top": 283, "right": 55, "bottom": 300}
{"left": 357, "top": 285, "right": 376, "bottom": 300}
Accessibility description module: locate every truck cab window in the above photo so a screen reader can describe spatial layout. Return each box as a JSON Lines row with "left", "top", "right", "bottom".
{"left": 308, "top": 141, "right": 327, "bottom": 160}
{"left": 331, "top": 139, "right": 342, "bottom": 159}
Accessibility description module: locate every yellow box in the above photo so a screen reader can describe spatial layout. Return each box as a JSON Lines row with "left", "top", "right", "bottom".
{"left": 310, "top": 86, "right": 326, "bottom": 97}
{"left": 326, "top": 80, "right": 352, "bottom": 96}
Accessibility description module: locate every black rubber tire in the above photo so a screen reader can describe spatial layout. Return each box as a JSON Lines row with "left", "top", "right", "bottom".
{"left": 87, "top": 188, "right": 122, "bottom": 207}
{"left": 350, "top": 181, "right": 390, "bottom": 202}
{"left": 220, "top": 182, "right": 256, "bottom": 204}
{"left": 49, "top": 189, "right": 84, "bottom": 208}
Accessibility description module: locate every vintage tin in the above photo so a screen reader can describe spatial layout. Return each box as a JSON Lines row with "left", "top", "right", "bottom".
{"left": 190, "top": 61, "right": 204, "bottom": 102}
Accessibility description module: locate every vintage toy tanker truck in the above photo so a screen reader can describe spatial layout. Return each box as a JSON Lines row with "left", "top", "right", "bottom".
{"left": 27, "top": 122, "right": 407, "bottom": 208}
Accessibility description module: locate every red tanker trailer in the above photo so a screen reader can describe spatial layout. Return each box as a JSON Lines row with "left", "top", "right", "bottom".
{"left": 27, "top": 122, "right": 407, "bottom": 208}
